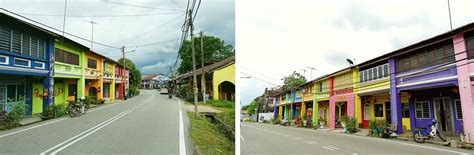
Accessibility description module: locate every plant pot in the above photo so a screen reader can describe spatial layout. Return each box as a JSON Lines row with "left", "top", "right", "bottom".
{"left": 303, "top": 120, "right": 307, "bottom": 127}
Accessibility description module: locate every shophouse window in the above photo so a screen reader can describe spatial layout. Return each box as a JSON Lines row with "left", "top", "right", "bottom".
{"left": 402, "top": 103, "right": 410, "bottom": 118}
{"left": 455, "top": 99, "right": 462, "bottom": 120}
{"left": 14, "top": 58, "right": 30, "bottom": 67}
{"left": 396, "top": 42, "right": 455, "bottom": 73}
{"left": 374, "top": 104, "right": 383, "bottom": 117}
{"left": 0, "top": 26, "right": 47, "bottom": 59}
{"left": 55, "top": 48, "right": 79, "bottom": 66}
{"left": 87, "top": 58, "right": 97, "bottom": 69}
{"left": 319, "top": 82, "right": 323, "bottom": 92}
{"left": 1, "top": 84, "right": 26, "bottom": 109}
{"left": 467, "top": 37, "right": 474, "bottom": 58}
{"left": 360, "top": 63, "right": 389, "bottom": 83}
{"left": 415, "top": 101, "right": 430, "bottom": 119}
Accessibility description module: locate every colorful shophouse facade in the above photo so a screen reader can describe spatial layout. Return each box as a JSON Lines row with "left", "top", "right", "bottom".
{"left": 273, "top": 22, "right": 474, "bottom": 142}
{"left": 0, "top": 9, "right": 130, "bottom": 116}
{"left": 0, "top": 12, "right": 56, "bottom": 115}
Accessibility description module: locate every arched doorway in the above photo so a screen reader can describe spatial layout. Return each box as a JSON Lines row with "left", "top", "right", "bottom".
{"left": 89, "top": 87, "right": 98, "bottom": 97}
{"left": 218, "top": 81, "right": 235, "bottom": 101}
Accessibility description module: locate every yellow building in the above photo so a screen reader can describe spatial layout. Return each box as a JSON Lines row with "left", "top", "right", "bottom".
{"left": 174, "top": 56, "right": 235, "bottom": 101}
{"left": 84, "top": 51, "right": 104, "bottom": 100}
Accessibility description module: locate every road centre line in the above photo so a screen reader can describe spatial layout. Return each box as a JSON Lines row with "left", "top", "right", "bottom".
{"left": 327, "top": 146, "right": 339, "bottom": 150}
{"left": 49, "top": 109, "right": 134, "bottom": 155}
{"left": 249, "top": 123, "right": 466, "bottom": 154}
{"left": 322, "top": 146, "right": 335, "bottom": 151}
{"left": 176, "top": 98, "right": 186, "bottom": 155}
{"left": 40, "top": 110, "right": 131, "bottom": 155}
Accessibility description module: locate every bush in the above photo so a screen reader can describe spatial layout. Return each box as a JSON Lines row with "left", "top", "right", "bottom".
{"left": 4, "top": 103, "right": 29, "bottom": 128}
{"left": 205, "top": 100, "right": 234, "bottom": 109}
{"left": 41, "top": 104, "right": 68, "bottom": 120}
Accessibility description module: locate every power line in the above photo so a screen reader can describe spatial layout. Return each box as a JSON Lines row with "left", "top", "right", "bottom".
{"left": 240, "top": 71, "right": 280, "bottom": 86}
{"left": 107, "top": 13, "right": 185, "bottom": 47}
{"left": 18, "top": 11, "right": 183, "bottom": 18}
{"left": 125, "top": 38, "right": 180, "bottom": 48}
{"left": 104, "top": 1, "right": 183, "bottom": 11}
{"left": 0, "top": 8, "right": 121, "bottom": 49}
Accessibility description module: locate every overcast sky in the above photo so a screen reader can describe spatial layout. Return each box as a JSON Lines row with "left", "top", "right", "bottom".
{"left": 0, "top": 0, "right": 234, "bottom": 75}
{"left": 238, "top": 0, "right": 474, "bottom": 106}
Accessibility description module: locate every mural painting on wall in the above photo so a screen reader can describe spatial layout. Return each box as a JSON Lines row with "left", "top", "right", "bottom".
{"left": 55, "top": 87, "right": 65, "bottom": 96}
{"left": 34, "top": 88, "right": 49, "bottom": 99}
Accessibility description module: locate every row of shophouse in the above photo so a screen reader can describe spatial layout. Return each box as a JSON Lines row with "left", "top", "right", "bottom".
{"left": 273, "top": 22, "right": 474, "bottom": 143}
{"left": 0, "top": 10, "right": 129, "bottom": 115}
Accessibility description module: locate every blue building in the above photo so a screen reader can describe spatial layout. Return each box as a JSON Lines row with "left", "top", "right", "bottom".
{"left": 0, "top": 10, "right": 56, "bottom": 115}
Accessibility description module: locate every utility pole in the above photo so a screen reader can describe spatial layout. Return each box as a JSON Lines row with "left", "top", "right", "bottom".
{"left": 189, "top": 9, "right": 199, "bottom": 116}
{"left": 200, "top": 31, "right": 206, "bottom": 104}
{"left": 84, "top": 20, "right": 97, "bottom": 51}
{"left": 263, "top": 88, "right": 268, "bottom": 112}
{"left": 121, "top": 46, "right": 126, "bottom": 100}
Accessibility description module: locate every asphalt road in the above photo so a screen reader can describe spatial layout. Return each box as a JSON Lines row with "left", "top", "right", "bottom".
{"left": 0, "top": 90, "right": 193, "bottom": 155}
{"left": 241, "top": 122, "right": 473, "bottom": 155}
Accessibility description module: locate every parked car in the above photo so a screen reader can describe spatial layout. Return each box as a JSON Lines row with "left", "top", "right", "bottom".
{"left": 160, "top": 88, "right": 168, "bottom": 94}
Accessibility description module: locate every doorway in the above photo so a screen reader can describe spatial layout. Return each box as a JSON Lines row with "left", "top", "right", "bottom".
{"left": 335, "top": 102, "right": 347, "bottom": 126}
{"left": 433, "top": 97, "right": 454, "bottom": 132}
{"left": 362, "top": 103, "right": 370, "bottom": 128}
{"left": 68, "top": 84, "right": 77, "bottom": 101}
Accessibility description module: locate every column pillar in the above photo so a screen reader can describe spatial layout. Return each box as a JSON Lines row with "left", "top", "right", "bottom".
{"left": 453, "top": 34, "right": 474, "bottom": 142}
{"left": 389, "top": 58, "right": 403, "bottom": 134}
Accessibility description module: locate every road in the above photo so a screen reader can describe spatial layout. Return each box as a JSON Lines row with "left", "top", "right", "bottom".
{"left": 0, "top": 90, "right": 193, "bottom": 155}
{"left": 241, "top": 122, "right": 472, "bottom": 155}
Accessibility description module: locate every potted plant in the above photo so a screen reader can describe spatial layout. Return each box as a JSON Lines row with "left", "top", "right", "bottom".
{"left": 302, "top": 113, "right": 308, "bottom": 127}
{"left": 319, "top": 117, "right": 326, "bottom": 129}
{"left": 339, "top": 115, "right": 349, "bottom": 130}
{"left": 347, "top": 116, "right": 358, "bottom": 133}
{"left": 368, "top": 120, "right": 378, "bottom": 136}
{"left": 375, "top": 120, "right": 387, "bottom": 137}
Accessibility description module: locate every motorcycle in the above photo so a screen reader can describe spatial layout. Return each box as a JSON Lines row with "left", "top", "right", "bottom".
{"left": 412, "top": 119, "right": 447, "bottom": 143}
{"left": 68, "top": 98, "right": 88, "bottom": 117}
{"left": 168, "top": 88, "right": 173, "bottom": 99}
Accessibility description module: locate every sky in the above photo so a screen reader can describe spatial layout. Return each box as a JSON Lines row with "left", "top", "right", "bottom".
{"left": 0, "top": 0, "right": 234, "bottom": 75}
{"left": 238, "top": 0, "right": 474, "bottom": 106}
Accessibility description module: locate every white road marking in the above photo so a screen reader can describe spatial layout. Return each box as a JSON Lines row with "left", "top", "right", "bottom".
{"left": 252, "top": 122, "right": 467, "bottom": 154}
{"left": 176, "top": 99, "right": 186, "bottom": 155}
{"left": 309, "top": 140, "right": 319, "bottom": 144}
{"left": 304, "top": 141, "right": 313, "bottom": 144}
{"left": 0, "top": 91, "right": 150, "bottom": 139}
{"left": 240, "top": 135, "right": 245, "bottom": 142}
{"left": 327, "top": 146, "right": 339, "bottom": 150}
{"left": 49, "top": 110, "right": 133, "bottom": 155}
{"left": 294, "top": 137, "right": 303, "bottom": 140}
{"left": 321, "top": 146, "right": 334, "bottom": 151}
{"left": 0, "top": 117, "right": 68, "bottom": 138}
{"left": 40, "top": 110, "right": 131, "bottom": 155}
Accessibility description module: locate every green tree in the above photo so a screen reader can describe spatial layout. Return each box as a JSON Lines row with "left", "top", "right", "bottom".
{"left": 178, "top": 35, "right": 234, "bottom": 74}
{"left": 282, "top": 71, "right": 307, "bottom": 90}
{"left": 117, "top": 58, "right": 142, "bottom": 96}
{"left": 246, "top": 101, "right": 259, "bottom": 115}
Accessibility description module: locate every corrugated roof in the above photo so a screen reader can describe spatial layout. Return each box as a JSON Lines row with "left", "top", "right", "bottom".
{"left": 174, "top": 56, "right": 235, "bottom": 81}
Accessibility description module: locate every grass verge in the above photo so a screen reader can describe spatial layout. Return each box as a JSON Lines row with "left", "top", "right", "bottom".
{"left": 188, "top": 112, "right": 234, "bottom": 155}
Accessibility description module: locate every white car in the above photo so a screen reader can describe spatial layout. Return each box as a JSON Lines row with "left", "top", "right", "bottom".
{"left": 160, "top": 88, "right": 168, "bottom": 94}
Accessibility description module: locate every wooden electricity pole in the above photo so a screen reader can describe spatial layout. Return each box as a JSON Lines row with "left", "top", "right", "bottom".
{"left": 200, "top": 31, "right": 206, "bottom": 104}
